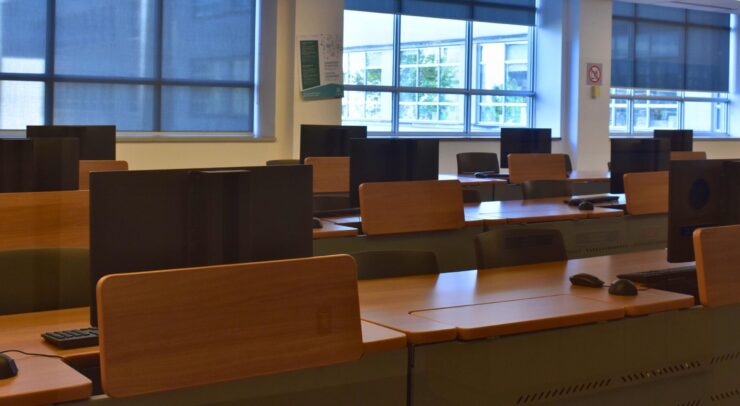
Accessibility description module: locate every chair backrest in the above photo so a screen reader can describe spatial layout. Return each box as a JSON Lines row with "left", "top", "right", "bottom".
{"left": 475, "top": 228, "right": 567, "bottom": 269}
{"left": 522, "top": 180, "right": 572, "bottom": 200}
{"left": 97, "top": 254, "right": 363, "bottom": 398}
{"left": 352, "top": 250, "right": 439, "bottom": 279}
{"left": 0, "top": 190, "right": 89, "bottom": 250}
{"left": 508, "top": 153, "right": 567, "bottom": 184}
{"left": 79, "top": 160, "right": 128, "bottom": 190}
{"left": 359, "top": 180, "right": 465, "bottom": 236}
{"left": 266, "top": 159, "right": 300, "bottom": 166}
{"left": 564, "top": 154, "right": 573, "bottom": 174}
{"left": 623, "top": 171, "right": 668, "bottom": 215}
{"left": 304, "top": 156, "right": 350, "bottom": 193}
{"left": 693, "top": 225, "right": 740, "bottom": 307}
{"left": 670, "top": 151, "right": 707, "bottom": 161}
{"left": 457, "top": 152, "right": 499, "bottom": 174}
{"left": 0, "top": 248, "right": 90, "bottom": 315}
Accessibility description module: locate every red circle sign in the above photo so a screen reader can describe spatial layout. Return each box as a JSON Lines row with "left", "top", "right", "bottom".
{"left": 588, "top": 65, "right": 602, "bottom": 85}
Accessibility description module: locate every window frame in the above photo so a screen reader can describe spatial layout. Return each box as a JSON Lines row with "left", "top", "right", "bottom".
{"left": 0, "top": 0, "right": 259, "bottom": 139}
{"left": 342, "top": 11, "right": 536, "bottom": 137}
{"left": 608, "top": 88, "right": 731, "bottom": 137}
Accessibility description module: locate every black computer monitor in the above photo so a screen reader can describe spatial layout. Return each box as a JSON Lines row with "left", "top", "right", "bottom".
{"left": 500, "top": 128, "right": 552, "bottom": 168}
{"left": 27, "top": 125, "right": 116, "bottom": 160}
{"left": 299, "top": 125, "right": 367, "bottom": 163}
{"left": 89, "top": 164, "right": 313, "bottom": 326}
{"left": 609, "top": 138, "right": 670, "bottom": 194}
{"left": 667, "top": 159, "right": 740, "bottom": 263}
{"left": 349, "top": 139, "right": 439, "bottom": 207}
{"left": 0, "top": 139, "right": 35, "bottom": 193}
{"left": 654, "top": 129, "right": 693, "bottom": 152}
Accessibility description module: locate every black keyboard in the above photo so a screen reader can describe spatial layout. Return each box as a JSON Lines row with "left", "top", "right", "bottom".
{"left": 566, "top": 194, "right": 620, "bottom": 206}
{"left": 618, "top": 266, "right": 696, "bottom": 284}
{"left": 474, "top": 171, "right": 508, "bottom": 179}
{"left": 42, "top": 327, "right": 99, "bottom": 349}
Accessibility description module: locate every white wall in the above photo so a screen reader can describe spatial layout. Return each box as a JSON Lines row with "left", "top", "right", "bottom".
{"left": 116, "top": 0, "right": 740, "bottom": 172}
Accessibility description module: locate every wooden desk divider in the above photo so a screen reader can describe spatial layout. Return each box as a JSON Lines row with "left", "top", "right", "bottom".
{"left": 0, "top": 190, "right": 89, "bottom": 250}
{"left": 508, "top": 153, "right": 567, "bottom": 184}
{"left": 304, "top": 156, "right": 350, "bottom": 194}
{"left": 670, "top": 151, "right": 707, "bottom": 161}
{"left": 359, "top": 180, "right": 465, "bottom": 236}
{"left": 96, "top": 255, "right": 364, "bottom": 398}
{"left": 79, "top": 160, "right": 128, "bottom": 190}
{"left": 623, "top": 171, "right": 668, "bottom": 215}
{"left": 693, "top": 225, "right": 740, "bottom": 308}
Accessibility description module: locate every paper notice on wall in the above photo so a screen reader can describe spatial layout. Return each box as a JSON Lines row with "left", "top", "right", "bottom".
{"left": 299, "top": 34, "right": 344, "bottom": 100}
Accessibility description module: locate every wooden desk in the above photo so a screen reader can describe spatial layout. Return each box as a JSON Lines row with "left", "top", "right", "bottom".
{"left": 0, "top": 308, "right": 407, "bottom": 404}
{"left": 359, "top": 249, "right": 694, "bottom": 344}
{"left": 437, "top": 174, "right": 506, "bottom": 186}
{"left": 440, "top": 171, "right": 610, "bottom": 185}
{"left": 567, "top": 170, "right": 610, "bottom": 183}
{"left": 313, "top": 220, "right": 358, "bottom": 239}
{"left": 465, "top": 199, "right": 623, "bottom": 224}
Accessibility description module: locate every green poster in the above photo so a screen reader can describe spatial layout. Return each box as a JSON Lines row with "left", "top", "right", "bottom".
{"left": 300, "top": 40, "right": 321, "bottom": 91}
{"left": 299, "top": 34, "right": 344, "bottom": 101}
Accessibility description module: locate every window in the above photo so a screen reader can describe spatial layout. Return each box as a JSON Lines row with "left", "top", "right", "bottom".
{"left": 342, "top": 10, "right": 534, "bottom": 135}
{"left": 0, "top": 0, "right": 255, "bottom": 134}
{"left": 610, "top": 2, "right": 731, "bottom": 136}
{"left": 609, "top": 88, "right": 729, "bottom": 134}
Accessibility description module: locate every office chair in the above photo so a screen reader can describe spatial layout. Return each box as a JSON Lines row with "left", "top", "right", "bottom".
{"left": 521, "top": 180, "right": 572, "bottom": 200}
{"left": 474, "top": 228, "right": 567, "bottom": 269}
{"left": 457, "top": 152, "right": 500, "bottom": 174}
{"left": 0, "top": 248, "right": 90, "bottom": 315}
{"left": 266, "top": 159, "right": 300, "bottom": 166}
{"left": 351, "top": 250, "right": 439, "bottom": 280}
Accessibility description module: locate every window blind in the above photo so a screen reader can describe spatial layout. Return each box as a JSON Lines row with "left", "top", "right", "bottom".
{"left": 344, "top": 0, "right": 536, "bottom": 26}
{"left": 611, "top": 2, "right": 730, "bottom": 92}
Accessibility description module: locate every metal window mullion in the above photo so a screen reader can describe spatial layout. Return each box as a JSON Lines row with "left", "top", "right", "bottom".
{"left": 392, "top": 13, "right": 401, "bottom": 135}
{"left": 154, "top": 0, "right": 165, "bottom": 132}
{"left": 464, "top": 20, "right": 473, "bottom": 134}
{"left": 45, "top": 0, "right": 56, "bottom": 125}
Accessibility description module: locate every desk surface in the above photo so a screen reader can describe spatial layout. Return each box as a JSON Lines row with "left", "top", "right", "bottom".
{"left": 0, "top": 308, "right": 406, "bottom": 404}
{"left": 359, "top": 249, "right": 695, "bottom": 344}
{"left": 440, "top": 171, "right": 610, "bottom": 185}
{"left": 313, "top": 220, "right": 359, "bottom": 239}
{"left": 465, "top": 199, "right": 623, "bottom": 224}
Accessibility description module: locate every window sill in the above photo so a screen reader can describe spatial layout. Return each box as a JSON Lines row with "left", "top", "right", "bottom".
{"left": 116, "top": 133, "right": 275, "bottom": 143}
{"left": 368, "top": 134, "right": 562, "bottom": 141}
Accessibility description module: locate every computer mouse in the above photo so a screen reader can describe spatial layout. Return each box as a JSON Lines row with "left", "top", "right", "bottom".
{"left": 312, "top": 217, "right": 323, "bottom": 229}
{"left": 578, "top": 201, "right": 594, "bottom": 211}
{"left": 608, "top": 279, "right": 638, "bottom": 296}
{"left": 0, "top": 353, "right": 18, "bottom": 379}
{"left": 569, "top": 273, "right": 605, "bottom": 288}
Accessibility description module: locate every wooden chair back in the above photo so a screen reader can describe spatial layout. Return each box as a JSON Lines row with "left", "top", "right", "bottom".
{"left": 96, "top": 255, "right": 363, "bottom": 398}
{"left": 79, "top": 160, "right": 128, "bottom": 190}
{"left": 0, "top": 190, "right": 89, "bottom": 250}
{"left": 693, "top": 225, "right": 740, "bottom": 307}
{"left": 359, "top": 180, "right": 464, "bottom": 236}
{"left": 670, "top": 151, "right": 707, "bottom": 161}
{"left": 304, "top": 156, "right": 350, "bottom": 193}
{"left": 508, "top": 153, "right": 567, "bottom": 184}
{"left": 623, "top": 171, "right": 668, "bottom": 215}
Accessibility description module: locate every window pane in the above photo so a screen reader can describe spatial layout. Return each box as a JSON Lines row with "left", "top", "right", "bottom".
{"left": 341, "top": 90, "right": 392, "bottom": 132}
{"left": 163, "top": 0, "right": 255, "bottom": 81}
{"left": 0, "top": 81, "right": 44, "bottom": 129}
{"left": 55, "top": 0, "right": 156, "bottom": 78}
{"left": 635, "top": 22, "right": 685, "bottom": 90}
{"left": 473, "top": 22, "right": 530, "bottom": 91}
{"left": 0, "top": 0, "right": 47, "bottom": 74}
{"left": 161, "top": 86, "right": 251, "bottom": 132}
{"left": 633, "top": 99, "right": 678, "bottom": 131}
{"left": 343, "top": 11, "right": 393, "bottom": 86}
{"left": 400, "top": 16, "right": 465, "bottom": 89}
{"left": 609, "top": 98, "right": 629, "bottom": 132}
{"left": 399, "top": 92, "right": 464, "bottom": 132}
{"left": 54, "top": 83, "right": 154, "bottom": 131}
{"left": 471, "top": 95, "right": 529, "bottom": 132}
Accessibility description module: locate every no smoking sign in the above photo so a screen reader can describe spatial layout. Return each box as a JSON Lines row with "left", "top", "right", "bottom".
{"left": 586, "top": 63, "right": 602, "bottom": 86}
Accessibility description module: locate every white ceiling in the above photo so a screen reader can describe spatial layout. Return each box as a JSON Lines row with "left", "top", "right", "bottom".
{"left": 622, "top": 0, "right": 740, "bottom": 12}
